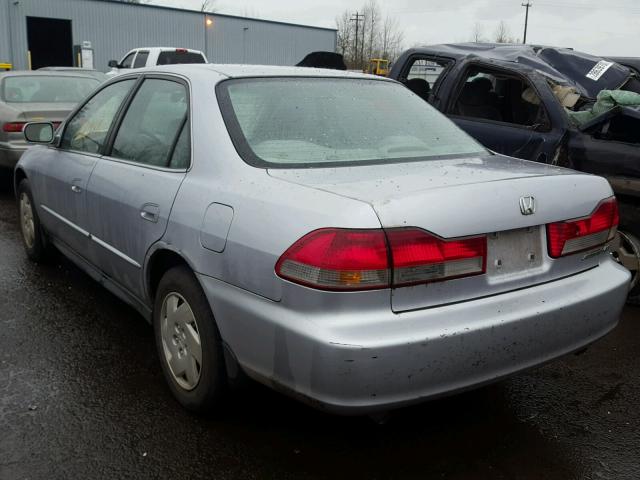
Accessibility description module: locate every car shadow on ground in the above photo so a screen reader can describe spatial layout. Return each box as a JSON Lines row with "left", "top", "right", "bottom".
{"left": 0, "top": 169, "right": 14, "bottom": 196}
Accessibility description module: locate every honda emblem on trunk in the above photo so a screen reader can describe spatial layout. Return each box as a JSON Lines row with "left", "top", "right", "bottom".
{"left": 519, "top": 196, "right": 536, "bottom": 215}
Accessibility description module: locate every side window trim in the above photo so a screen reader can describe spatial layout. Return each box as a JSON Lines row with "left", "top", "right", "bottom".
{"left": 167, "top": 115, "right": 189, "bottom": 167}
{"left": 103, "top": 73, "right": 192, "bottom": 171}
{"left": 57, "top": 76, "right": 141, "bottom": 155}
{"left": 101, "top": 76, "right": 145, "bottom": 156}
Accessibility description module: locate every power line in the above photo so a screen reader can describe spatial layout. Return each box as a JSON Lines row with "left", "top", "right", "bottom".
{"left": 522, "top": 1, "right": 532, "bottom": 44}
{"left": 350, "top": 12, "right": 364, "bottom": 68}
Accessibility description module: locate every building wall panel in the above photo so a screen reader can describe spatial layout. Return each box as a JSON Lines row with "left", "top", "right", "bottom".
{"left": 0, "top": 0, "right": 336, "bottom": 71}
{"left": 206, "top": 15, "right": 336, "bottom": 65}
{"left": 0, "top": 0, "right": 11, "bottom": 64}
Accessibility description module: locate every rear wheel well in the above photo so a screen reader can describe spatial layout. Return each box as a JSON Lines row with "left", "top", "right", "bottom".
{"left": 147, "top": 250, "right": 191, "bottom": 301}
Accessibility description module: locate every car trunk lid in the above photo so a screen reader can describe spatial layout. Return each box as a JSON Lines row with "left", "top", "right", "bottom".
{"left": 11, "top": 102, "right": 76, "bottom": 122}
{"left": 269, "top": 155, "right": 615, "bottom": 311}
{"left": 2, "top": 102, "right": 74, "bottom": 146}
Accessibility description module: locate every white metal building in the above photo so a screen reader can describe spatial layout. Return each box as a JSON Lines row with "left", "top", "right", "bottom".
{"left": 0, "top": 0, "right": 337, "bottom": 71}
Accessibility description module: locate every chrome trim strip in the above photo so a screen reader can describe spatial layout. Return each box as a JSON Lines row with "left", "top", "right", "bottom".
{"left": 40, "top": 204, "right": 141, "bottom": 269}
{"left": 90, "top": 234, "right": 142, "bottom": 268}
{"left": 40, "top": 204, "right": 90, "bottom": 237}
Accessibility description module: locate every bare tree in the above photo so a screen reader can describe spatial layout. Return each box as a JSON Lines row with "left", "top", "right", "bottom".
{"left": 242, "top": 6, "right": 261, "bottom": 18}
{"left": 380, "top": 16, "right": 404, "bottom": 61}
{"left": 494, "top": 20, "right": 515, "bottom": 43}
{"left": 335, "top": 0, "right": 404, "bottom": 70}
{"left": 200, "top": 0, "right": 217, "bottom": 12}
{"left": 362, "top": 0, "right": 381, "bottom": 66}
{"left": 336, "top": 11, "right": 353, "bottom": 59}
{"left": 471, "top": 22, "right": 485, "bottom": 43}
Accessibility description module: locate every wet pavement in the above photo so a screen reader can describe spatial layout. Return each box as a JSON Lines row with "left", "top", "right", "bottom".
{"left": 0, "top": 170, "right": 639, "bottom": 480}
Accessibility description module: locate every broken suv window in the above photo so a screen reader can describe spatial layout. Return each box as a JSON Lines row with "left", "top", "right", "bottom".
{"left": 404, "top": 58, "right": 451, "bottom": 102}
{"left": 593, "top": 112, "right": 640, "bottom": 145}
{"left": 452, "top": 67, "right": 550, "bottom": 129}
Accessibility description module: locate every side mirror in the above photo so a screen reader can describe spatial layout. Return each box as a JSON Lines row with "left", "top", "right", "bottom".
{"left": 108, "top": 60, "right": 119, "bottom": 68}
{"left": 24, "top": 122, "right": 55, "bottom": 144}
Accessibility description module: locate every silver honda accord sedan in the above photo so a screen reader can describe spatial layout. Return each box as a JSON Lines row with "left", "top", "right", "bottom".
{"left": 14, "top": 64, "right": 630, "bottom": 414}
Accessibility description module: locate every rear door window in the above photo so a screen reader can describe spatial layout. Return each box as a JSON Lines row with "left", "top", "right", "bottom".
{"left": 157, "top": 51, "right": 205, "bottom": 65}
{"left": 110, "top": 78, "right": 189, "bottom": 168}
{"left": 133, "top": 51, "right": 149, "bottom": 68}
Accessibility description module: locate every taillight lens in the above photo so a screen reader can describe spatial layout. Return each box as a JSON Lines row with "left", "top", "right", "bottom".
{"left": 387, "top": 229, "right": 487, "bottom": 286}
{"left": 275, "top": 229, "right": 390, "bottom": 290}
{"left": 546, "top": 197, "right": 619, "bottom": 258}
{"left": 275, "top": 227, "right": 487, "bottom": 291}
{"left": 2, "top": 122, "right": 26, "bottom": 133}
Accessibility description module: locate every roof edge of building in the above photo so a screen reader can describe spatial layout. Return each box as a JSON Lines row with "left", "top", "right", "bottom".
{"left": 88, "top": 0, "right": 337, "bottom": 32}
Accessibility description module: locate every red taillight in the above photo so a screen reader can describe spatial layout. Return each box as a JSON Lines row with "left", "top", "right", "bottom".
{"left": 175, "top": 48, "right": 188, "bottom": 53}
{"left": 275, "top": 229, "right": 389, "bottom": 291}
{"left": 275, "top": 227, "right": 487, "bottom": 291}
{"left": 546, "top": 197, "right": 619, "bottom": 258}
{"left": 2, "top": 122, "right": 26, "bottom": 133}
{"left": 387, "top": 229, "right": 487, "bottom": 286}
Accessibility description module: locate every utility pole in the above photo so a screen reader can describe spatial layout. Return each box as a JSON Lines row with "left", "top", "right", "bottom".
{"left": 350, "top": 12, "right": 364, "bottom": 69}
{"left": 522, "top": 1, "right": 532, "bottom": 44}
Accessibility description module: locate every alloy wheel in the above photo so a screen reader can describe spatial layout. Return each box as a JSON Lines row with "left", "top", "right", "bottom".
{"left": 160, "top": 292, "right": 203, "bottom": 391}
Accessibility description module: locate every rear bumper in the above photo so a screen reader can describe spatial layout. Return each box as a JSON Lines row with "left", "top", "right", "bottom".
{"left": 0, "top": 145, "right": 26, "bottom": 169}
{"left": 199, "top": 259, "right": 629, "bottom": 414}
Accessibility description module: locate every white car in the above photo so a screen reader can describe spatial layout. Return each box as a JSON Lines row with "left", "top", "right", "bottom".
{"left": 107, "top": 47, "right": 207, "bottom": 76}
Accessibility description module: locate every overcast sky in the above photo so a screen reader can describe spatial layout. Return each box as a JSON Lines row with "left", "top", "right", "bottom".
{"left": 151, "top": 0, "right": 639, "bottom": 57}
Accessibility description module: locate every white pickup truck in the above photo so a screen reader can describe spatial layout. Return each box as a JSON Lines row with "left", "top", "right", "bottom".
{"left": 107, "top": 47, "right": 207, "bottom": 76}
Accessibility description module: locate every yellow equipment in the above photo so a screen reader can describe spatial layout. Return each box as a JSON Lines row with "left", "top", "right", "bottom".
{"left": 366, "top": 58, "right": 389, "bottom": 76}
{"left": 0, "top": 63, "right": 12, "bottom": 71}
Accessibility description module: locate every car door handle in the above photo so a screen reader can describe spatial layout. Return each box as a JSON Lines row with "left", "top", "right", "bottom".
{"left": 140, "top": 204, "right": 160, "bottom": 223}
{"left": 71, "top": 185, "right": 82, "bottom": 194}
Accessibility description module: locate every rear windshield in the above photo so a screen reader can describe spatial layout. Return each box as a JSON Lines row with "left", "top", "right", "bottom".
{"left": 157, "top": 51, "right": 206, "bottom": 65}
{"left": 3, "top": 76, "right": 99, "bottom": 103}
{"left": 217, "top": 77, "right": 486, "bottom": 168}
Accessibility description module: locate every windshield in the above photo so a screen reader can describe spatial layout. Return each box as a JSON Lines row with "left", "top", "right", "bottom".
{"left": 218, "top": 77, "right": 486, "bottom": 168}
{"left": 3, "top": 76, "right": 99, "bottom": 103}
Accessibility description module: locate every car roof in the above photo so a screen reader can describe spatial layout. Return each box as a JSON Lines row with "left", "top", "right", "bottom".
{"left": 131, "top": 63, "right": 388, "bottom": 81}
{"left": 39, "top": 67, "right": 101, "bottom": 72}
{"left": 0, "top": 70, "right": 102, "bottom": 79}
{"left": 407, "top": 42, "right": 632, "bottom": 99}
{"left": 129, "top": 47, "right": 205, "bottom": 53}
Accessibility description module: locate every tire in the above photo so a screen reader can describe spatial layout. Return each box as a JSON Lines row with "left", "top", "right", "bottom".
{"left": 17, "top": 179, "right": 50, "bottom": 262}
{"left": 616, "top": 230, "right": 640, "bottom": 305}
{"left": 153, "top": 266, "right": 227, "bottom": 412}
